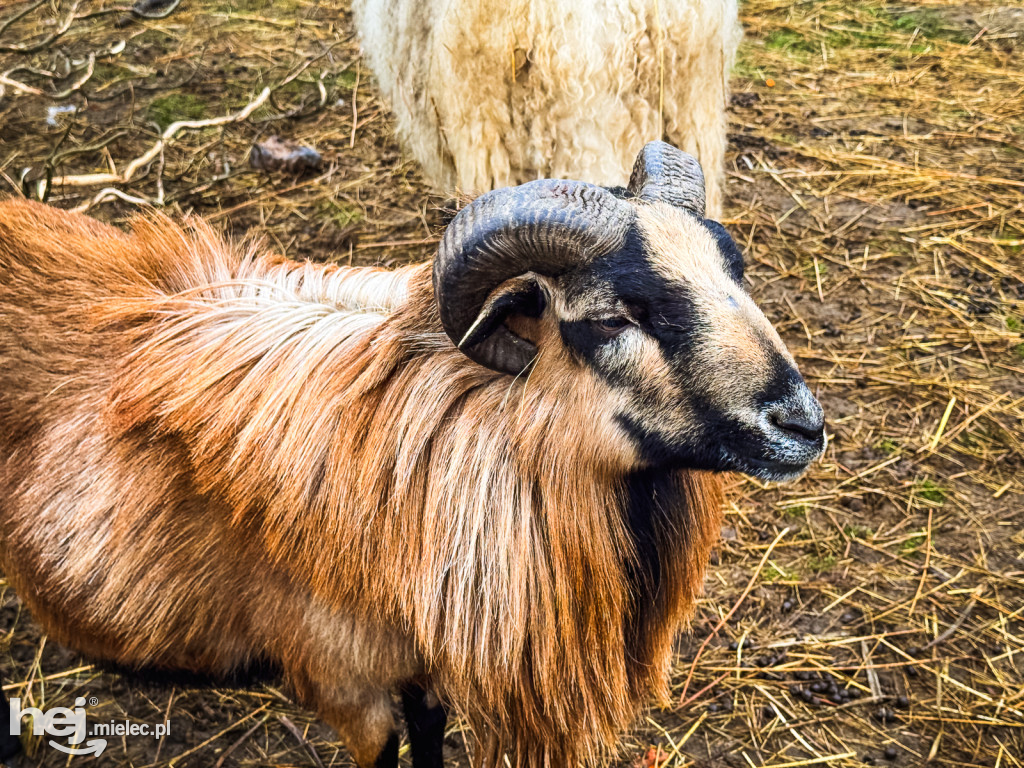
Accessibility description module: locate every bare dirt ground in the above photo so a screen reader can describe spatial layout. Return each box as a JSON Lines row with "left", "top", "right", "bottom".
{"left": 1, "top": 1, "right": 1022, "bottom": 766}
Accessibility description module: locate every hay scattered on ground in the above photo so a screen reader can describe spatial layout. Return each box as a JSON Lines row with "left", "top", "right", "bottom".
{"left": 1, "top": 0, "right": 1021, "bottom": 766}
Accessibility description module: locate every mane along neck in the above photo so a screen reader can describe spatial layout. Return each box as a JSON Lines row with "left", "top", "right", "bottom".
{"left": 109, "top": 233, "right": 724, "bottom": 766}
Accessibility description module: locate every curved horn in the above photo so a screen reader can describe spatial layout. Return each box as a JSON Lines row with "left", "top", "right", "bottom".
{"left": 433, "top": 179, "right": 634, "bottom": 375}
{"left": 627, "top": 141, "right": 706, "bottom": 217}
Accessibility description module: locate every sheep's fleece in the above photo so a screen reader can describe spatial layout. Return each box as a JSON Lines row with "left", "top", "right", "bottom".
{"left": 353, "top": 0, "right": 740, "bottom": 215}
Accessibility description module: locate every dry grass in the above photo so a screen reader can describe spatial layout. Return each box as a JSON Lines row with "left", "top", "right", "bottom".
{"left": 1, "top": 0, "right": 1022, "bottom": 766}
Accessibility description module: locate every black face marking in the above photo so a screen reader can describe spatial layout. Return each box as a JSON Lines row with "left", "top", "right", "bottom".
{"left": 754, "top": 352, "right": 803, "bottom": 407}
{"left": 558, "top": 318, "right": 605, "bottom": 368}
{"left": 700, "top": 219, "right": 744, "bottom": 283}
{"left": 565, "top": 226, "right": 648, "bottom": 302}
{"left": 616, "top": 413, "right": 708, "bottom": 470}
{"left": 558, "top": 226, "right": 708, "bottom": 385}
{"left": 618, "top": 403, "right": 769, "bottom": 474}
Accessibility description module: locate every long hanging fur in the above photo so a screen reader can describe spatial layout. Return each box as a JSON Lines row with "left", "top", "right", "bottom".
{"left": 353, "top": 0, "right": 741, "bottom": 216}
{"left": 0, "top": 200, "right": 723, "bottom": 766}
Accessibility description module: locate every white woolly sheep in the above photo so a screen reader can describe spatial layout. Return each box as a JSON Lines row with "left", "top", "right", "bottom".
{"left": 353, "top": 0, "right": 741, "bottom": 215}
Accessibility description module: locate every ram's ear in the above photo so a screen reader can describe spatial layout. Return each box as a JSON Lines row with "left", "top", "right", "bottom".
{"left": 458, "top": 276, "right": 546, "bottom": 351}
{"left": 701, "top": 219, "right": 744, "bottom": 284}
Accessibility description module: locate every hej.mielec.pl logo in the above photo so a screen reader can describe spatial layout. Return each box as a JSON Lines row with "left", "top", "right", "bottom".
{"left": 9, "top": 696, "right": 170, "bottom": 757}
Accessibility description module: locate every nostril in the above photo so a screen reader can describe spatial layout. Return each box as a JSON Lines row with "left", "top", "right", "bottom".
{"left": 769, "top": 408, "right": 824, "bottom": 442}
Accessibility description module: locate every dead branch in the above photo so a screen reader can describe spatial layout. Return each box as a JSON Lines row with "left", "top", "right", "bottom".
{"left": 52, "top": 86, "right": 271, "bottom": 192}
{"left": 59, "top": 87, "right": 272, "bottom": 212}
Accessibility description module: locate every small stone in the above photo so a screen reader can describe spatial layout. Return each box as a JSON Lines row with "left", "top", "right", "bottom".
{"left": 708, "top": 702, "right": 720, "bottom": 713}
{"left": 811, "top": 682, "right": 825, "bottom": 693}
{"left": 761, "top": 705, "right": 775, "bottom": 720}
{"left": 250, "top": 136, "right": 323, "bottom": 175}
{"left": 884, "top": 746, "right": 898, "bottom": 760}
{"left": 800, "top": 688, "right": 814, "bottom": 703}
{"left": 895, "top": 695, "right": 910, "bottom": 709}
{"left": 789, "top": 684, "right": 802, "bottom": 696}
{"left": 782, "top": 599, "right": 794, "bottom": 612}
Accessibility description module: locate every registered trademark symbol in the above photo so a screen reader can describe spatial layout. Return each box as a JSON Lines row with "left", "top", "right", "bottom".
{"left": 88, "top": 697, "right": 99, "bottom": 707}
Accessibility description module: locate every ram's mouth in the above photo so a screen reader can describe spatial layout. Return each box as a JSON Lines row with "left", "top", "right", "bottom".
{"left": 725, "top": 451, "right": 815, "bottom": 483}
{"left": 721, "top": 421, "right": 825, "bottom": 482}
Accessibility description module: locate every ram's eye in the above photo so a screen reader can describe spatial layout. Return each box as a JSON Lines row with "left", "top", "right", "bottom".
{"left": 592, "top": 316, "right": 631, "bottom": 336}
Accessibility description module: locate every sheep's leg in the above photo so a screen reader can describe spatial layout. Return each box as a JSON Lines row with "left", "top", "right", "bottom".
{"left": 0, "top": 688, "right": 21, "bottom": 762}
{"left": 663, "top": 72, "right": 728, "bottom": 220}
{"left": 661, "top": 24, "right": 738, "bottom": 220}
{"left": 400, "top": 684, "right": 447, "bottom": 768}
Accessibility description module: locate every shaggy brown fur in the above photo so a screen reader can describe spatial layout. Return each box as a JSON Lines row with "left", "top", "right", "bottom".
{"left": 0, "top": 199, "right": 723, "bottom": 767}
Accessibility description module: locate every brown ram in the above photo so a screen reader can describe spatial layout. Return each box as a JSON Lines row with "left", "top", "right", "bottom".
{"left": 0, "top": 143, "right": 823, "bottom": 768}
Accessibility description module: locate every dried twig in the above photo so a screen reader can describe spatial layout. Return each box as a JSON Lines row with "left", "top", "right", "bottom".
{"left": 278, "top": 715, "right": 326, "bottom": 768}
{"left": 0, "top": 1, "right": 82, "bottom": 54}
{"left": 56, "top": 88, "right": 272, "bottom": 211}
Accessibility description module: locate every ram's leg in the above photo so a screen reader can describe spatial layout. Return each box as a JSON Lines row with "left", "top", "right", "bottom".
{"left": 401, "top": 684, "right": 447, "bottom": 768}
{"left": 0, "top": 688, "right": 21, "bottom": 762}
{"left": 282, "top": 599, "right": 417, "bottom": 768}
{"left": 319, "top": 688, "right": 398, "bottom": 768}
{"left": 290, "top": 669, "right": 398, "bottom": 768}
